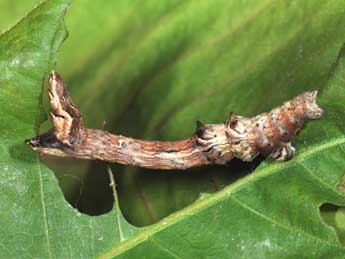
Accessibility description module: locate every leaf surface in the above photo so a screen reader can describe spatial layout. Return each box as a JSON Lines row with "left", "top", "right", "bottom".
{"left": 1, "top": 1, "right": 345, "bottom": 258}
{"left": 99, "top": 45, "right": 345, "bottom": 258}
{"left": 0, "top": 1, "right": 137, "bottom": 258}
{"left": 56, "top": 0, "right": 345, "bottom": 225}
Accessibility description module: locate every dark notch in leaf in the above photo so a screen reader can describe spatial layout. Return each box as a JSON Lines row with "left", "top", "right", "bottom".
{"left": 320, "top": 203, "right": 345, "bottom": 246}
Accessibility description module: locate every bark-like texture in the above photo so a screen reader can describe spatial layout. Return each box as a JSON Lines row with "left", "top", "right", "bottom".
{"left": 25, "top": 71, "right": 324, "bottom": 169}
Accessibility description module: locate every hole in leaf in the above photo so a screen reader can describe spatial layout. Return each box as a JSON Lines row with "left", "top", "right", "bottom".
{"left": 41, "top": 155, "right": 114, "bottom": 216}
{"left": 320, "top": 203, "right": 345, "bottom": 246}
{"left": 114, "top": 156, "right": 263, "bottom": 227}
{"left": 41, "top": 153, "right": 263, "bottom": 226}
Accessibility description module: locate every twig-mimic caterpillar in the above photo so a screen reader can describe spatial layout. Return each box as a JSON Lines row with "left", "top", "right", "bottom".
{"left": 26, "top": 71, "right": 324, "bottom": 169}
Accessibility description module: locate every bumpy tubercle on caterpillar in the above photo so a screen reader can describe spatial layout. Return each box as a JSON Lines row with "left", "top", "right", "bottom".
{"left": 25, "top": 71, "right": 324, "bottom": 170}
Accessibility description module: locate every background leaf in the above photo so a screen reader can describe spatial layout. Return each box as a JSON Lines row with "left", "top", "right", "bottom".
{"left": 0, "top": 0, "right": 37, "bottom": 32}
{"left": 1, "top": 0, "right": 345, "bottom": 258}
{"left": 99, "top": 45, "right": 345, "bottom": 257}
{"left": 54, "top": 0, "right": 345, "bottom": 226}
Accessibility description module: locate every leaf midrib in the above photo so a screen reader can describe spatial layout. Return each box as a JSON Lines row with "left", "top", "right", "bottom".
{"left": 98, "top": 135, "right": 345, "bottom": 259}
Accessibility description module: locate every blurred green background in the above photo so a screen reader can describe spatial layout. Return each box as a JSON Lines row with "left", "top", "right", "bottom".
{"left": 2, "top": 0, "right": 345, "bottom": 226}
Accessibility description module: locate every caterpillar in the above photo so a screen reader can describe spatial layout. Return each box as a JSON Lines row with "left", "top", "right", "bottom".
{"left": 25, "top": 71, "right": 324, "bottom": 170}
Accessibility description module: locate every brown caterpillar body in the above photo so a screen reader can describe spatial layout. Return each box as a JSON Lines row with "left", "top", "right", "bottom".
{"left": 224, "top": 91, "right": 323, "bottom": 162}
{"left": 25, "top": 71, "right": 324, "bottom": 169}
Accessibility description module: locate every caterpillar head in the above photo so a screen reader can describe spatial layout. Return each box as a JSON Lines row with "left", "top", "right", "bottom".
{"left": 293, "top": 90, "right": 324, "bottom": 120}
{"left": 303, "top": 90, "right": 324, "bottom": 119}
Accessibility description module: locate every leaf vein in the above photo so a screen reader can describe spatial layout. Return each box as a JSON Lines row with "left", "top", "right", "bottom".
{"left": 107, "top": 167, "right": 125, "bottom": 242}
{"left": 98, "top": 136, "right": 345, "bottom": 258}
{"left": 230, "top": 196, "right": 338, "bottom": 247}
{"left": 36, "top": 156, "right": 52, "bottom": 259}
{"left": 149, "top": 236, "right": 183, "bottom": 259}
{"left": 297, "top": 162, "right": 340, "bottom": 196}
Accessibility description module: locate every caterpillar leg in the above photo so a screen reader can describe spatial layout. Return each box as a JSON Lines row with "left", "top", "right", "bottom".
{"left": 270, "top": 142, "right": 295, "bottom": 161}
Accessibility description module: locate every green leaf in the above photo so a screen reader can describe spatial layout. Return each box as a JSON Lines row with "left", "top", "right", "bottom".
{"left": 321, "top": 203, "right": 345, "bottom": 245}
{"left": 0, "top": 1, "right": 138, "bottom": 258}
{"left": 0, "top": 0, "right": 38, "bottom": 32}
{"left": 2, "top": 0, "right": 345, "bottom": 258}
{"left": 98, "top": 45, "right": 345, "bottom": 258}
{"left": 55, "top": 0, "right": 345, "bottom": 226}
